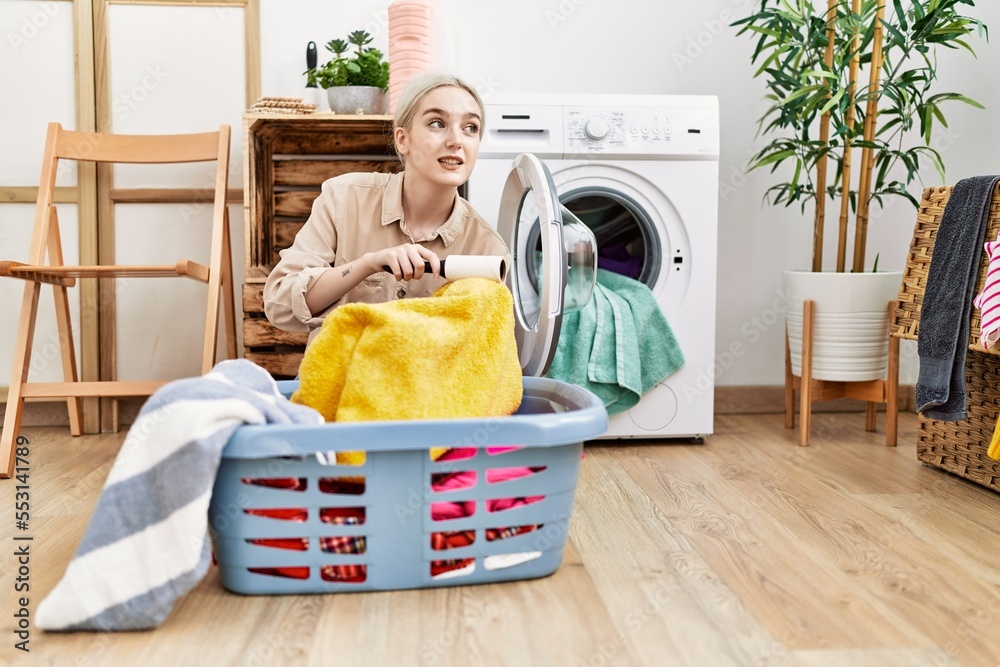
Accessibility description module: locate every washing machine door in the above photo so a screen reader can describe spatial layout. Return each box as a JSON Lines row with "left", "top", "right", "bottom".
{"left": 497, "top": 153, "right": 567, "bottom": 377}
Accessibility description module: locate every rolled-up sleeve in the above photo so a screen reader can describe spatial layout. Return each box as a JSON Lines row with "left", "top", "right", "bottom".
{"left": 263, "top": 184, "right": 339, "bottom": 332}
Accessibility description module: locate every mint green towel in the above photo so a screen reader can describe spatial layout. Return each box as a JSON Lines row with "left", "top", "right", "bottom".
{"left": 546, "top": 268, "right": 684, "bottom": 414}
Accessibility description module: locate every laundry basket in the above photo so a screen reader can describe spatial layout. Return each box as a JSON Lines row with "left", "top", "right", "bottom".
{"left": 893, "top": 183, "right": 1000, "bottom": 492}
{"left": 208, "top": 376, "right": 608, "bottom": 594}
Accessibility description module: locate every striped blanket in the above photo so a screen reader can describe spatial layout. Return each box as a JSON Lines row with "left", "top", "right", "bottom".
{"left": 36, "top": 360, "right": 322, "bottom": 631}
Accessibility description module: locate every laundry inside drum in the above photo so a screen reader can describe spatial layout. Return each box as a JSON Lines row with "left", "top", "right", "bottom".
{"left": 563, "top": 193, "right": 654, "bottom": 286}
{"left": 521, "top": 189, "right": 663, "bottom": 315}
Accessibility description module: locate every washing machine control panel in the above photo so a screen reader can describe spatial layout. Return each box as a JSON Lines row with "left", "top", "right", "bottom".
{"left": 565, "top": 106, "right": 718, "bottom": 158}
{"left": 566, "top": 109, "right": 626, "bottom": 149}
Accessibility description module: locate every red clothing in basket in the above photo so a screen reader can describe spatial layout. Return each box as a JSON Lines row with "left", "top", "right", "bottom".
{"left": 235, "top": 447, "right": 546, "bottom": 582}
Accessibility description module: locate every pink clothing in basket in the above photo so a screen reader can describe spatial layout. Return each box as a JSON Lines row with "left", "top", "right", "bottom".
{"left": 975, "top": 235, "right": 1000, "bottom": 350}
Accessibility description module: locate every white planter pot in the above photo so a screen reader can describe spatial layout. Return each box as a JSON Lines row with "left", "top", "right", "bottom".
{"left": 783, "top": 270, "right": 903, "bottom": 382}
{"left": 326, "top": 86, "right": 388, "bottom": 115}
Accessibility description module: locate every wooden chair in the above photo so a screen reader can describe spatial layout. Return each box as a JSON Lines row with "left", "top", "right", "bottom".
{"left": 0, "top": 123, "right": 236, "bottom": 478}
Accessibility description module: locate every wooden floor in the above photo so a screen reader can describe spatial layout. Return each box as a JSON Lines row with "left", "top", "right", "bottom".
{"left": 3, "top": 411, "right": 1000, "bottom": 666}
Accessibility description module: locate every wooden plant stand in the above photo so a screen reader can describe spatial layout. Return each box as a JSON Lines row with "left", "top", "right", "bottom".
{"left": 784, "top": 300, "right": 899, "bottom": 447}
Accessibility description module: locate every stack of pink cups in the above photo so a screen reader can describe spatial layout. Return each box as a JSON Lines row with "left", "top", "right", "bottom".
{"left": 388, "top": 0, "right": 435, "bottom": 114}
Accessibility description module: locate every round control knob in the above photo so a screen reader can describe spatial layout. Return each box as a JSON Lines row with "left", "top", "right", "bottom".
{"left": 584, "top": 117, "right": 610, "bottom": 141}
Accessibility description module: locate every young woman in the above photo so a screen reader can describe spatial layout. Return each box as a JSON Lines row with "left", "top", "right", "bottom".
{"left": 263, "top": 72, "right": 508, "bottom": 346}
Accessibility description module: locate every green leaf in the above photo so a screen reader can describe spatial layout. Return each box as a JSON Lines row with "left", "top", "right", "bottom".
{"left": 751, "top": 149, "right": 798, "bottom": 169}
{"left": 745, "top": 25, "right": 784, "bottom": 39}
{"left": 880, "top": 20, "right": 907, "bottom": 46}
{"left": 932, "top": 103, "right": 948, "bottom": 128}
{"left": 818, "top": 88, "right": 846, "bottom": 115}
{"left": 876, "top": 155, "right": 891, "bottom": 192}
{"left": 900, "top": 190, "right": 920, "bottom": 208}
{"left": 892, "top": 0, "right": 907, "bottom": 32}
{"left": 325, "top": 39, "right": 349, "bottom": 55}
{"left": 802, "top": 69, "right": 839, "bottom": 80}
{"left": 923, "top": 146, "right": 947, "bottom": 182}
{"left": 755, "top": 46, "right": 789, "bottom": 77}
{"left": 779, "top": 84, "right": 823, "bottom": 105}
{"left": 930, "top": 92, "right": 985, "bottom": 109}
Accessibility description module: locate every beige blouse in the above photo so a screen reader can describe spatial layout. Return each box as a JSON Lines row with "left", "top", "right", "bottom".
{"left": 263, "top": 171, "right": 509, "bottom": 346}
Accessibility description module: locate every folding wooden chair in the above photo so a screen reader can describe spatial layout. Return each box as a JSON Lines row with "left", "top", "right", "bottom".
{"left": 0, "top": 123, "right": 236, "bottom": 478}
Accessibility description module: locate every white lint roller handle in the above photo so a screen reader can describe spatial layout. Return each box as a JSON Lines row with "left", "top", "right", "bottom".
{"left": 382, "top": 255, "right": 508, "bottom": 282}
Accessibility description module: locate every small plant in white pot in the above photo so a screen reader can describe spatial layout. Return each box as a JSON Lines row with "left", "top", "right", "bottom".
{"left": 734, "top": 0, "right": 987, "bottom": 382}
{"left": 306, "top": 30, "right": 390, "bottom": 115}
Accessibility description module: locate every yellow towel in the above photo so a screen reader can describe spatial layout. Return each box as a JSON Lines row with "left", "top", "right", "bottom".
{"left": 293, "top": 278, "right": 523, "bottom": 461}
{"left": 989, "top": 420, "right": 1000, "bottom": 460}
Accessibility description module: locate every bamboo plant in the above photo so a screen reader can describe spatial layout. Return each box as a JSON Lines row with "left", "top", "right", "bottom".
{"left": 734, "top": 0, "right": 987, "bottom": 273}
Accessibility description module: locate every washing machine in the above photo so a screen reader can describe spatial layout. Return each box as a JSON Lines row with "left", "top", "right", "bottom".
{"left": 467, "top": 93, "right": 719, "bottom": 439}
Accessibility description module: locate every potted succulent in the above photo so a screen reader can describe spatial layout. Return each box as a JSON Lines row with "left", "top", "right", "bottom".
{"left": 734, "top": 0, "right": 987, "bottom": 381}
{"left": 306, "top": 30, "right": 390, "bottom": 115}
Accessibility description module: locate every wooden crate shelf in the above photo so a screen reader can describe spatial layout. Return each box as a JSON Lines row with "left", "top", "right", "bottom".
{"left": 242, "top": 112, "right": 401, "bottom": 377}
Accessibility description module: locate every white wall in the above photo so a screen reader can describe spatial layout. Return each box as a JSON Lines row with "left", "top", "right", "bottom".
{"left": 3, "top": 0, "right": 999, "bottom": 389}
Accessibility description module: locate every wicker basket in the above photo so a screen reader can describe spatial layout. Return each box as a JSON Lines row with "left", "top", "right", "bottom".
{"left": 893, "top": 183, "right": 1000, "bottom": 492}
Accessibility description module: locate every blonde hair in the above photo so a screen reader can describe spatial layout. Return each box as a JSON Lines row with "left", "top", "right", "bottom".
{"left": 392, "top": 72, "right": 485, "bottom": 165}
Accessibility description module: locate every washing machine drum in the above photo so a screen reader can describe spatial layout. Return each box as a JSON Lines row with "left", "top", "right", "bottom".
{"left": 495, "top": 154, "right": 597, "bottom": 377}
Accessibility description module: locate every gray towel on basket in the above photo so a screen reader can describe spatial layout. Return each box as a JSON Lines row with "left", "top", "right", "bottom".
{"left": 36, "top": 359, "right": 322, "bottom": 631}
{"left": 916, "top": 175, "right": 1000, "bottom": 420}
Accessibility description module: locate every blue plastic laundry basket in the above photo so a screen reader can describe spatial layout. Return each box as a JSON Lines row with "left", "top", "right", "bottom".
{"left": 208, "top": 376, "right": 607, "bottom": 594}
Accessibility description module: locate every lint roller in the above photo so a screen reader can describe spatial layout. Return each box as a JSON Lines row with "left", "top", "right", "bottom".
{"left": 382, "top": 255, "right": 507, "bottom": 282}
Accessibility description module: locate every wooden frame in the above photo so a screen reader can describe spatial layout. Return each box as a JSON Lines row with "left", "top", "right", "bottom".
{"left": 92, "top": 0, "right": 259, "bottom": 430}
{"left": 101, "top": 0, "right": 260, "bottom": 109}
{"left": 0, "top": 0, "right": 260, "bottom": 434}
{"left": 785, "top": 300, "right": 899, "bottom": 447}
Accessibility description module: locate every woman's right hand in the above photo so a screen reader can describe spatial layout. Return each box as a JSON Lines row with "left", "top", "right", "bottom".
{"left": 366, "top": 244, "right": 441, "bottom": 281}
{"left": 302, "top": 244, "right": 442, "bottom": 316}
